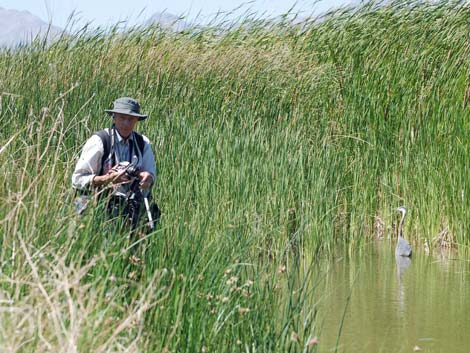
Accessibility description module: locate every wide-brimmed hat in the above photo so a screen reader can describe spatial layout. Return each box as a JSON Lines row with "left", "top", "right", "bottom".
{"left": 105, "top": 97, "right": 147, "bottom": 121}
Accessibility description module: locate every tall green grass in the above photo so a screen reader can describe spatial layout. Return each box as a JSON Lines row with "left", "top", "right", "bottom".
{"left": 0, "top": 1, "right": 469, "bottom": 351}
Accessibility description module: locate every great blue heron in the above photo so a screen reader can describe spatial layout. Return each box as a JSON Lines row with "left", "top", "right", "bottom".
{"left": 396, "top": 206, "right": 412, "bottom": 257}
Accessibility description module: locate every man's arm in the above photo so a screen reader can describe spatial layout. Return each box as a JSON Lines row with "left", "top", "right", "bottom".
{"left": 139, "top": 137, "right": 156, "bottom": 190}
{"left": 92, "top": 169, "right": 131, "bottom": 187}
{"left": 71, "top": 135, "right": 104, "bottom": 189}
{"left": 91, "top": 173, "right": 117, "bottom": 187}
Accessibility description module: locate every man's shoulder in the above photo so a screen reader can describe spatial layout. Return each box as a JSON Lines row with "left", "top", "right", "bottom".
{"left": 90, "top": 129, "right": 110, "bottom": 148}
{"left": 93, "top": 127, "right": 111, "bottom": 136}
{"left": 134, "top": 131, "right": 151, "bottom": 145}
{"left": 78, "top": 133, "right": 104, "bottom": 157}
{"left": 85, "top": 133, "right": 105, "bottom": 147}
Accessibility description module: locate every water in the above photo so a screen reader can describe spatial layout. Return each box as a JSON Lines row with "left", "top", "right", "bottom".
{"left": 317, "top": 241, "right": 470, "bottom": 353}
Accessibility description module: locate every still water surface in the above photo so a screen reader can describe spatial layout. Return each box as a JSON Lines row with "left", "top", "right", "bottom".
{"left": 317, "top": 242, "right": 469, "bottom": 353}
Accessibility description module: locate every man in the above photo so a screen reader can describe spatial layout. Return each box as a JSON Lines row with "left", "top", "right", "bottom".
{"left": 72, "top": 97, "right": 157, "bottom": 228}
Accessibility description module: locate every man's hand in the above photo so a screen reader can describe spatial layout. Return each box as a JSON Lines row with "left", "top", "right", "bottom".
{"left": 139, "top": 171, "right": 153, "bottom": 190}
{"left": 92, "top": 170, "right": 130, "bottom": 187}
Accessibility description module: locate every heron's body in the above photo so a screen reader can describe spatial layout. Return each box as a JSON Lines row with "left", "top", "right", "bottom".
{"left": 396, "top": 206, "right": 412, "bottom": 257}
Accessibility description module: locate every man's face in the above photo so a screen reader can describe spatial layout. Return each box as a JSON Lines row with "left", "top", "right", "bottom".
{"left": 113, "top": 113, "right": 139, "bottom": 138}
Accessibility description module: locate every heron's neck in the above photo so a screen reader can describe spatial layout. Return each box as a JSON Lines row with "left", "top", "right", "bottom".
{"left": 398, "top": 212, "right": 405, "bottom": 238}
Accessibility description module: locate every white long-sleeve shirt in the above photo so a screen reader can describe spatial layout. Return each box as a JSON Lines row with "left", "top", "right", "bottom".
{"left": 72, "top": 128, "right": 156, "bottom": 194}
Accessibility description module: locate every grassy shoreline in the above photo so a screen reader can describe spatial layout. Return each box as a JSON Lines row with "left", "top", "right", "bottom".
{"left": 1, "top": 1, "right": 469, "bottom": 351}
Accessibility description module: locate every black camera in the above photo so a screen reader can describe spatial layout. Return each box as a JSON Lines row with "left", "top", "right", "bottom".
{"left": 112, "top": 161, "right": 140, "bottom": 181}
{"left": 125, "top": 165, "right": 141, "bottom": 179}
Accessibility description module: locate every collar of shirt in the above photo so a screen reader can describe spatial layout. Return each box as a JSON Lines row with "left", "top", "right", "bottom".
{"left": 114, "top": 129, "right": 135, "bottom": 145}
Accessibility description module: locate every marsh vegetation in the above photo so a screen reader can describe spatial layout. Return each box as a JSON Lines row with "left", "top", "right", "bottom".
{"left": 0, "top": 1, "right": 469, "bottom": 351}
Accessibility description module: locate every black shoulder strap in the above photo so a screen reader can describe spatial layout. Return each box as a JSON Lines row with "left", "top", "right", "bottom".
{"left": 94, "top": 129, "right": 111, "bottom": 158}
{"left": 93, "top": 129, "right": 111, "bottom": 175}
{"left": 133, "top": 131, "right": 145, "bottom": 155}
{"left": 92, "top": 130, "right": 145, "bottom": 174}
